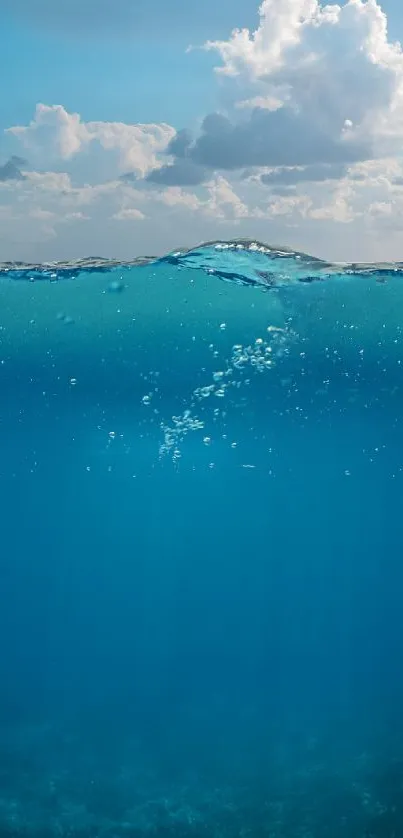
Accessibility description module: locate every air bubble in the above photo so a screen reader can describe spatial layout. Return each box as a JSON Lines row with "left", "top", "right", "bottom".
{"left": 159, "top": 410, "right": 205, "bottom": 461}
{"left": 108, "top": 279, "right": 125, "bottom": 293}
{"left": 159, "top": 322, "right": 296, "bottom": 464}
{"left": 57, "top": 312, "right": 74, "bottom": 325}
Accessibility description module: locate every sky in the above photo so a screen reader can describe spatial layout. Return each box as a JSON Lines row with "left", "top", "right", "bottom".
{"left": 1, "top": 0, "right": 403, "bottom": 263}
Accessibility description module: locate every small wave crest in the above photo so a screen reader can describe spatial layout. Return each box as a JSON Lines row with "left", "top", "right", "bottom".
{"left": 2, "top": 239, "right": 403, "bottom": 286}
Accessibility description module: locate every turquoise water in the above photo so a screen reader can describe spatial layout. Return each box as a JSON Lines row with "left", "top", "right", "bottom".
{"left": 1, "top": 240, "right": 403, "bottom": 836}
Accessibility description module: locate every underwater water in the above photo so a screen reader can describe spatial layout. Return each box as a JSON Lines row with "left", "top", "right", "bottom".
{"left": 1, "top": 239, "right": 403, "bottom": 837}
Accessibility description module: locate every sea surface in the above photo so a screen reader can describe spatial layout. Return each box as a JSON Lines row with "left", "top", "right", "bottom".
{"left": 1, "top": 239, "right": 403, "bottom": 838}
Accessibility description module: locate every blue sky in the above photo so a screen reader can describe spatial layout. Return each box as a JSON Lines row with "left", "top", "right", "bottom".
{"left": 1, "top": 0, "right": 403, "bottom": 262}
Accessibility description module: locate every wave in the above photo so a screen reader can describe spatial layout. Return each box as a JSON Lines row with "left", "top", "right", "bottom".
{"left": 1, "top": 238, "right": 403, "bottom": 285}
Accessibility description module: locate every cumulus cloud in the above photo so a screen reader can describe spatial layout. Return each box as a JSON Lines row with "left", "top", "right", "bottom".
{"left": 9, "top": 0, "right": 403, "bottom": 189}
{"left": 266, "top": 192, "right": 313, "bottom": 219}
{"left": 235, "top": 95, "right": 283, "bottom": 111}
{"left": 7, "top": 104, "right": 175, "bottom": 176}
{"left": 168, "top": 0, "right": 403, "bottom": 178}
{"left": 368, "top": 200, "right": 393, "bottom": 217}
{"left": 145, "top": 130, "right": 208, "bottom": 186}
{"left": 156, "top": 187, "right": 203, "bottom": 211}
{"left": 2, "top": 157, "right": 403, "bottom": 262}
{"left": 113, "top": 208, "right": 146, "bottom": 221}
{"left": 189, "top": 110, "right": 366, "bottom": 171}
{"left": 260, "top": 163, "right": 348, "bottom": 186}
{"left": 160, "top": 108, "right": 366, "bottom": 186}
{"left": 4, "top": 0, "right": 403, "bottom": 261}
{"left": 146, "top": 160, "right": 208, "bottom": 186}
{"left": 309, "top": 179, "right": 359, "bottom": 223}
{"left": 0, "top": 165, "right": 268, "bottom": 259}
{"left": 205, "top": 0, "right": 402, "bottom": 118}
{"left": 204, "top": 175, "right": 253, "bottom": 219}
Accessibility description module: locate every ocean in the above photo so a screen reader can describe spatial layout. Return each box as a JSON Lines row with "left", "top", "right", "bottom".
{"left": 0, "top": 239, "right": 402, "bottom": 837}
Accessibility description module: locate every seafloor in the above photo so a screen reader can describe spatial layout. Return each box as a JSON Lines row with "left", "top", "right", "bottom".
{"left": 0, "top": 714, "right": 402, "bottom": 838}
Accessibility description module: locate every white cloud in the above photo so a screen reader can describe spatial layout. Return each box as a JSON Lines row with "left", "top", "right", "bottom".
{"left": 204, "top": 0, "right": 333, "bottom": 78}
{"left": 0, "top": 167, "right": 265, "bottom": 260}
{"left": 7, "top": 104, "right": 176, "bottom": 176}
{"left": 4, "top": 1, "right": 403, "bottom": 262}
{"left": 309, "top": 180, "right": 359, "bottom": 223}
{"left": 153, "top": 177, "right": 261, "bottom": 221}
{"left": 204, "top": 176, "right": 251, "bottom": 219}
{"left": 235, "top": 95, "right": 283, "bottom": 111}
{"left": 368, "top": 200, "right": 393, "bottom": 217}
{"left": 113, "top": 208, "right": 146, "bottom": 221}
{"left": 179, "top": 0, "right": 403, "bottom": 174}
{"left": 205, "top": 0, "right": 403, "bottom": 126}
{"left": 266, "top": 194, "right": 312, "bottom": 218}
{"left": 1, "top": 158, "right": 403, "bottom": 262}
{"left": 60, "top": 211, "right": 91, "bottom": 223}
{"left": 157, "top": 187, "right": 203, "bottom": 210}
{"left": 29, "top": 208, "right": 56, "bottom": 220}
{"left": 23, "top": 170, "right": 73, "bottom": 192}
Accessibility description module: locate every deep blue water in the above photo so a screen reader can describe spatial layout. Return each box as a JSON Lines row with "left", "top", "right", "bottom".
{"left": 1, "top": 241, "right": 403, "bottom": 837}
